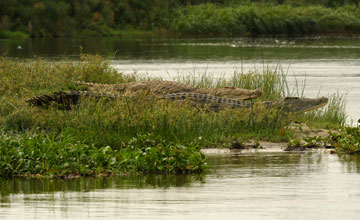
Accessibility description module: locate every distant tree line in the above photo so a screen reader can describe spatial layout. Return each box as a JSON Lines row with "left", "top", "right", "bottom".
{"left": 0, "top": 0, "right": 359, "bottom": 37}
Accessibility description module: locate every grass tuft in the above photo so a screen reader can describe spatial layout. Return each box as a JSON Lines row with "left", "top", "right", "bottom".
{"left": 0, "top": 54, "right": 348, "bottom": 177}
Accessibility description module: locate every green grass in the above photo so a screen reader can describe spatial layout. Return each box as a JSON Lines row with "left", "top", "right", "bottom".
{"left": 0, "top": 54, "right": 348, "bottom": 177}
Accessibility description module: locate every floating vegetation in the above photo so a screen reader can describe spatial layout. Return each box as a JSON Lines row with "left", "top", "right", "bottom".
{"left": 0, "top": 131, "right": 206, "bottom": 178}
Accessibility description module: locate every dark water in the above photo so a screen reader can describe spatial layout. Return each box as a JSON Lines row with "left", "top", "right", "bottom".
{"left": 1, "top": 152, "right": 360, "bottom": 220}
{"left": 2, "top": 37, "right": 360, "bottom": 60}
{"left": 1, "top": 36, "right": 359, "bottom": 121}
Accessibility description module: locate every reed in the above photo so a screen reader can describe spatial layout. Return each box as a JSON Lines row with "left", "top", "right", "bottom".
{"left": 0, "top": 54, "right": 348, "bottom": 177}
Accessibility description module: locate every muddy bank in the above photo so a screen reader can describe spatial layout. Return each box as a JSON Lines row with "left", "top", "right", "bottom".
{"left": 202, "top": 123, "right": 336, "bottom": 155}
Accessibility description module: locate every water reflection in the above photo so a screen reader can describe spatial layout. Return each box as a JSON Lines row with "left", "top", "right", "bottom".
{"left": 1, "top": 152, "right": 360, "bottom": 219}
{"left": 2, "top": 37, "right": 360, "bottom": 60}
{"left": 338, "top": 154, "right": 360, "bottom": 173}
{"left": 0, "top": 173, "right": 205, "bottom": 197}
{"left": 1, "top": 36, "right": 359, "bottom": 121}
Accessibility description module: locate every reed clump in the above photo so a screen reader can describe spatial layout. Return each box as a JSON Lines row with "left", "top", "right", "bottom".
{"left": 0, "top": 54, "right": 347, "bottom": 177}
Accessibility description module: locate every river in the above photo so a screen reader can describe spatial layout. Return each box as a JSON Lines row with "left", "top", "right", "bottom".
{"left": 1, "top": 36, "right": 360, "bottom": 219}
{"left": 1, "top": 151, "right": 360, "bottom": 220}
{"left": 1, "top": 36, "right": 359, "bottom": 122}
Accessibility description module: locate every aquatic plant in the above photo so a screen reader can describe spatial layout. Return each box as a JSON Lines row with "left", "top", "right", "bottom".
{"left": 286, "top": 119, "right": 360, "bottom": 153}
{"left": 325, "top": 119, "right": 360, "bottom": 153}
{"left": 0, "top": 130, "right": 206, "bottom": 178}
{"left": 0, "top": 54, "right": 349, "bottom": 177}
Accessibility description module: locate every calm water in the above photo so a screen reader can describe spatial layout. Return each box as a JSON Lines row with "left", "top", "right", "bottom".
{"left": 1, "top": 152, "right": 360, "bottom": 220}
{"left": 1, "top": 37, "right": 360, "bottom": 219}
{"left": 1, "top": 36, "right": 359, "bottom": 122}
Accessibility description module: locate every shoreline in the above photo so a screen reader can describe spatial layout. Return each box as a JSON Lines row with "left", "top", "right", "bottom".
{"left": 0, "top": 55, "right": 352, "bottom": 178}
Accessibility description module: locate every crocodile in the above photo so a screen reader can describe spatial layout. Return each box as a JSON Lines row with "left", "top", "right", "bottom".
{"left": 26, "top": 91, "right": 328, "bottom": 124}
{"left": 74, "top": 80, "right": 263, "bottom": 100}
{"left": 161, "top": 93, "right": 329, "bottom": 123}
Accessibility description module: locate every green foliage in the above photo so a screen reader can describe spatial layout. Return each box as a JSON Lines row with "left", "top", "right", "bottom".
{"left": 0, "top": 54, "right": 348, "bottom": 177}
{"left": 1, "top": 0, "right": 360, "bottom": 38}
{"left": 325, "top": 120, "right": 360, "bottom": 153}
{"left": 0, "top": 131, "right": 206, "bottom": 178}
{"left": 0, "top": 0, "right": 179, "bottom": 37}
{"left": 0, "top": 31, "right": 29, "bottom": 39}
{"left": 289, "top": 119, "right": 360, "bottom": 153}
{"left": 171, "top": 3, "right": 360, "bottom": 37}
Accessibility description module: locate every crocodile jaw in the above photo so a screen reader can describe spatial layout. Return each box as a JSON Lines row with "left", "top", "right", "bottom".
{"left": 283, "top": 96, "right": 329, "bottom": 114}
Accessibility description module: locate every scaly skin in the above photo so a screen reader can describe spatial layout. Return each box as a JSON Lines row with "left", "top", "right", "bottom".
{"left": 74, "top": 80, "right": 263, "bottom": 100}
{"left": 27, "top": 91, "right": 328, "bottom": 121}
{"left": 26, "top": 91, "right": 120, "bottom": 110}
{"left": 160, "top": 93, "right": 329, "bottom": 120}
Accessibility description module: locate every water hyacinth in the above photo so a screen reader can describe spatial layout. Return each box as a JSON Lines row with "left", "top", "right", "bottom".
{"left": 0, "top": 131, "right": 206, "bottom": 178}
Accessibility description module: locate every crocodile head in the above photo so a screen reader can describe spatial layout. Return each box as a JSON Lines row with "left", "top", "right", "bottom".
{"left": 267, "top": 96, "right": 329, "bottom": 125}
{"left": 279, "top": 96, "right": 329, "bottom": 114}
{"left": 215, "top": 87, "right": 263, "bottom": 100}
{"left": 253, "top": 96, "right": 328, "bottom": 127}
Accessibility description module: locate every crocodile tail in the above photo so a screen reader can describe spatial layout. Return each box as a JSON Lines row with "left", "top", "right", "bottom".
{"left": 27, "top": 91, "right": 123, "bottom": 109}
{"left": 26, "top": 91, "right": 84, "bottom": 109}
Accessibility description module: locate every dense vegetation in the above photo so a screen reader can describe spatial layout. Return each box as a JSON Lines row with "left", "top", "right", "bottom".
{"left": 0, "top": 54, "right": 207, "bottom": 177}
{"left": 0, "top": 54, "right": 346, "bottom": 177}
{"left": 172, "top": 4, "right": 360, "bottom": 36}
{"left": 1, "top": 0, "right": 360, "bottom": 38}
{"left": 288, "top": 119, "right": 360, "bottom": 153}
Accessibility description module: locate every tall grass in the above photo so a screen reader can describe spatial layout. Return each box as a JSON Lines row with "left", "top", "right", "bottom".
{"left": 0, "top": 55, "right": 345, "bottom": 141}
{"left": 0, "top": 54, "right": 348, "bottom": 176}
{"left": 174, "top": 64, "right": 288, "bottom": 100}
{"left": 171, "top": 4, "right": 360, "bottom": 37}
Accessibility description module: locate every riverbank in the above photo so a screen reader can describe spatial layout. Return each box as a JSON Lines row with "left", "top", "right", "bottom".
{"left": 171, "top": 4, "right": 360, "bottom": 37}
{"left": 2, "top": 3, "right": 360, "bottom": 38}
{"left": 0, "top": 54, "right": 350, "bottom": 178}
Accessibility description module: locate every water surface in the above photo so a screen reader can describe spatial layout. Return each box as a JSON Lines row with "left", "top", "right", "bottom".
{"left": 1, "top": 151, "right": 360, "bottom": 220}
{"left": 1, "top": 36, "right": 359, "bottom": 121}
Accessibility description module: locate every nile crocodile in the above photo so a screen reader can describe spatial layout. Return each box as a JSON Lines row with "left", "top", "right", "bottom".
{"left": 26, "top": 91, "right": 328, "bottom": 124}
{"left": 74, "top": 80, "right": 263, "bottom": 100}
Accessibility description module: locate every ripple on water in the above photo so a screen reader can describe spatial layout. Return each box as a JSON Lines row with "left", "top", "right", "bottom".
{"left": 1, "top": 152, "right": 360, "bottom": 220}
